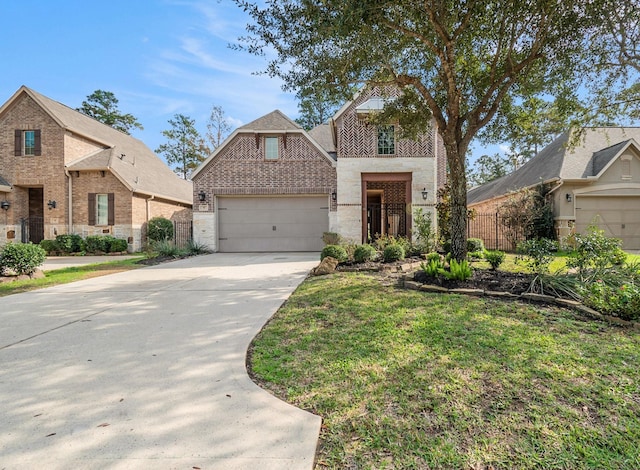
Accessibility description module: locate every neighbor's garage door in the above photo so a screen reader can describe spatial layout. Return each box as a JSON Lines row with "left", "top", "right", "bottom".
{"left": 218, "top": 196, "right": 328, "bottom": 252}
{"left": 575, "top": 196, "right": 640, "bottom": 250}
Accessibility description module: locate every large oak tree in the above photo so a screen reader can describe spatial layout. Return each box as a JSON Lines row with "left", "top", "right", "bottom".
{"left": 235, "top": 0, "right": 633, "bottom": 260}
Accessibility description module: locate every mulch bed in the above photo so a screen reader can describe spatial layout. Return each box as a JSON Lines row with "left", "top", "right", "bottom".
{"left": 414, "top": 268, "right": 535, "bottom": 295}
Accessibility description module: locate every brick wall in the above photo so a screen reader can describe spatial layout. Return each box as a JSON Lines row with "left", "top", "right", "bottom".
{"left": 64, "top": 132, "right": 104, "bottom": 164}
{"left": 193, "top": 132, "right": 336, "bottom": 212}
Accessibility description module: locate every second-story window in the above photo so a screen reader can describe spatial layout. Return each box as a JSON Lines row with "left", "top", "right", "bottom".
{"left": 377, "top": 125, "right": 395, "bottom": 155}
{"left": 24, "top": 131, "right": 36, "bottom": 155}
{"left": 14, "top": 129, "right": 41, "bottom": 156}
{"left": 265, "top": 136, "right": 279, "bottom": 160}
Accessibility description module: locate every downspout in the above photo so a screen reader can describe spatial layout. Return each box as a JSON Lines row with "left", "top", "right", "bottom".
{"left": 64, "top": 169, "right": 73, "bottom": 233}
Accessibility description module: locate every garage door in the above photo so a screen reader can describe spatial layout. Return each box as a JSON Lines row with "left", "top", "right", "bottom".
{"left": 575, "top": 196, "right": 640, "bottom": 250}
{"left": 218, "top": 196, "right": 329, "bottom": 252}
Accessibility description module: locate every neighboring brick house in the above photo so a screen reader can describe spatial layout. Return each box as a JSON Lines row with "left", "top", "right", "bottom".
{"left": 467, "top": 127, "right": 640, "bottom": 250}
{"left": 191, "top": 87, "right": 446, "bottom": 252}
{"left": 0, "top": 86, "right": 192, "bottom": 251}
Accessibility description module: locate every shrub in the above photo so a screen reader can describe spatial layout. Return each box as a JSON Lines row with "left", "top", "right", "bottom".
{"left": 566, "top": 225, "right": 625, "bottom": 276}
{"left": 0, "top": 242, "right": 47, "bottom": 275}
{"left": 152, "top": 240, "right": 186, "bottom": 258}
{"left": 353, "top": 244, "right": 376, "bottom": 263}
{"left": 440, "top": 258, "right": 473, "bottom": 281}
{"left": 425, "top": 252, "right": 442, "bottom": 263}
{"left": 321, "top": 245, "right": 348, "bottom": 263}
{"left": 186, "top": 239, "right": 211, "bottom": 255}
{"left": 322, "top": 232, "right": 342, "bottom": 246}
{"left": 467, "top": 238, "right": 485, "bottom": 253}
{"left": 420, "top": 258, "right": 443, "bottom": 278}
{"left": 55, "top": 234, "right": 84, "bottom": 253}
{"left": 485, "top": 250, "right": 506, "bottom": 270}
{"left": 383, "top": 243, "right": 405, "bottom": 262}
{"left": 581, "top": 279, "right": 640, "bottom": 321}
{"left": 39, "top": 239, "right": 59, "bottom": 254}
{"left": 517, "top": 238, "right": 558, "bottom": 275}
{"left": 107, "top": 237, "right": 128, "bottom": 253}
{"left": 413, "top": 208, "right": 437, "bottom": 254}
{"left": 147, "top": 217, "right": 174, "bottom": 242}
{"left": 85, "top": 235, "right": 109, "bottom": 253}
{"left": 467, "top": 250, "right": 484, "bottom": 260}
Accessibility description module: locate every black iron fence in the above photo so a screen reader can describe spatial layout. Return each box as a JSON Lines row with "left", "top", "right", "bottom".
{"left": 173, "top": 220, "right": 193, "bottom": 247}
{"left": 467, "top": 212, "right": 525, "bottom": 251}
{"left": 20, "top": 217, "right": 44, "bottom": 244}
{"left": 367, "top": 203, "right": 409, "bottom": 241}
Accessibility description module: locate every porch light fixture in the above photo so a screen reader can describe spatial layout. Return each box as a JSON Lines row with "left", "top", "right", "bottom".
{"left": 565, "top": 193, "right": 572, "bottom": 202}
{"left": 331, "top": 191, "right": 337, "bottom": 202}
{"left": 47, "top": 200, "right": 57, "bottom": 210}
{"left": 421, "top": 188, "right": 429, "bottom": 200}
{"left": 0, "top": 200, "right": 9, "bottom": 210}
{"left": 198, "top": 191, "right": 206, "bottom": 202}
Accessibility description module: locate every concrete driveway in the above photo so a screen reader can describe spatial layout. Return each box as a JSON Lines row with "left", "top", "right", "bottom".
{"left": 0, "top": 253, "right": 321, "bottom": 469}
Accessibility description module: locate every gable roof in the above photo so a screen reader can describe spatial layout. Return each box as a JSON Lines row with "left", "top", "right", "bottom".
{"left": 468, "top": 127, "right": 640, "bottom": 205}
{"left": 191, "top": 109, "right": 336, "bottom": 179}
{"left": 0, "top": 86, "right": 192, "bottom": 205}
{"left": 238, "top": 110, "right": 302, "bottom": 132}
{"left": 308, "top": 123, "right": 336, "bottom": 159}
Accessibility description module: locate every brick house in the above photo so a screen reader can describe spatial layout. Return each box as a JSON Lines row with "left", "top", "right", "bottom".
{"left": 0, "top": 86, "right": 192, "bottom": 251}
{"left": 191, "top": 87, "right": 446, "bottom": 252}
{"left": 467, "top": 128, "right": 640, "bottom": 250}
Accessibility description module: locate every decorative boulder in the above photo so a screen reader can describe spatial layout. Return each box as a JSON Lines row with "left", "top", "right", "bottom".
{"left": 313, "top": 256, "right": 339, "bottom": 276}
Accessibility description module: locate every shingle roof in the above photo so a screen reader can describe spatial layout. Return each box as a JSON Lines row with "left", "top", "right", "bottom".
{"left": 4, "top": 86, "right": 192, "bottom": 204}
{"left": 468, "top": 127, "right": 640, "bottom": 205}
{"left": 238, "top": 110, "right": 302, "bottom": 131}
{"left": 308, "top": 123, "right": 337, "bottom": 159}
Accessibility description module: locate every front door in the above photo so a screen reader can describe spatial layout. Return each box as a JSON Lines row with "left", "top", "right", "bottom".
{"left": 27, "top": 188, "right": 44, "bottom": 243}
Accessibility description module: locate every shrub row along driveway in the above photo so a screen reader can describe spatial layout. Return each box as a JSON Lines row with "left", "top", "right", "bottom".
{"left": 0, "top": 253, "right": 321, "bottom": 470}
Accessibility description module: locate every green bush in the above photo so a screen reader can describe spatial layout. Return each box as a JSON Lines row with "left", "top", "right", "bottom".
{"left": 425, "top": 252, "right": 441, "bottom": 263}
{"left": 0, "top": 242, "right": 47, "bottom": 275}
{"left": 420, "top": 258, "right": 443, "bottom": 278}
{"left": 517, "top": 238, "right": 558, "bottom": 275}
{"left": 413, "top": 208, "right": 437, "bottom": 254}
{"left": 321, "top": 245, "right": 348, "bottom": 263}
{"left": 84, "top": 235, "right": 109, "bottom": 253}
{"left": 467, "top": 238, "right": 485, "bottom": 253}
{"left": 39, "top": 239, "right": 59, "bottom": 254}
{"left": 581, "top": 279, "right": 640, "bottom": 321}
{"left": 147, "top": 217, "right": 174, "bottom": 242}
{"left": 485, "top": 250, "right": 506, "bottom": 270}
{"left": 383, "top": 243, "right": 405, "bottom": 262}
{"left": 353, "top": 244, "right": 376, "bottom": 263}
{"left": 440, "top": 258, "right": 473, "bottom": 281}
{"left": 152, "top": 240, "right": 186, "bottom": 258}
{"left": 55, "top": 234, "right": 84, "bottom": 253}
{"left": 107, "top": 237, "right": 128, "bottom": 253}
{"left": 186, "top": 239, "right": 211, "bottom": 255}
{"left": 566, "top": 225, "right": 625, "bottom": 276}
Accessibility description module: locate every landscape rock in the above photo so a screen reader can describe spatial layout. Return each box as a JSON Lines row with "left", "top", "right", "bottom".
{"left": 313, "top": 257, "right": 339, "bottom": 276}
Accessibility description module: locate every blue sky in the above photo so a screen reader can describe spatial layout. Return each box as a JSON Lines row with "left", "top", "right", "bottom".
{"left": 0, "top": 0, "right": 298, "bottom": 155}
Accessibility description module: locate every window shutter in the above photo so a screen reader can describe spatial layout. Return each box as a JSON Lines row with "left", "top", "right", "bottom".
{"left": 34, "top": 130, "right": 41, "bottom": 156}
{"left": 108, "top": 193, "right": 115, "bottom": 225}
{"left": 14, "top": 130, "right": 22, "bottom": 156}
{"left": 88, "top": 193, "right": 96, "bottom": 225}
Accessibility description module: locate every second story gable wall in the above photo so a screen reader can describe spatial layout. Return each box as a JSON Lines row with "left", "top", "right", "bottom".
{"left": 335, "top": 87, "right": 435, "bottom": 159}
{"left": 64, "top": 132, "right": 105, "bottom": 165}
{"left": 0, "top": 93, "right": 66, "bottom": 187}
{"left": 193, "top": 133, "right": 337, "bottom": 202}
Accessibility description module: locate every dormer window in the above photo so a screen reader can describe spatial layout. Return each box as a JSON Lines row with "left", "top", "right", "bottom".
{"left": 265, "top": 136, "right": 279, "bottom": 160}
{"left": 377, "top": 125, "right": 395, "bottom": 155}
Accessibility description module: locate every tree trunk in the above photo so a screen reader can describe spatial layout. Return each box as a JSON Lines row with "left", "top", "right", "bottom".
{"left": 442, "top": 135, "right": 469, "bottom": 261}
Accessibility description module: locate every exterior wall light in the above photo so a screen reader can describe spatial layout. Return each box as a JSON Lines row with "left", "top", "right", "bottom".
{"left": 421, "top": 188, "right": 429, "bottom": 200}
{"left": 566, "top": 193, "right": 572, "bottom": 202}
{"left": 47, "top": 200, "right": 57, "bottom": 209}
{"left": 198, "top": 191, "right": 206, "bottom": 202}
{"left": 331, "top": 191, "right": 337, "bottom": 202}
{"left": 0, "top": 200, "right": 9, "bottom": 210}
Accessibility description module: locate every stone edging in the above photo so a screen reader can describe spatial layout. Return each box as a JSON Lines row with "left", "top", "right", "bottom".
{"left": 401, "top": 275, "right": 640, "bottom": 330}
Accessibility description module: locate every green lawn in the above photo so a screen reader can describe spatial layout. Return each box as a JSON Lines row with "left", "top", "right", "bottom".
{"left": 0, "top": 257, "right": 143, "bottom": 297}
{"left": 250, "top": 273, "right": 640, "bottom": 469}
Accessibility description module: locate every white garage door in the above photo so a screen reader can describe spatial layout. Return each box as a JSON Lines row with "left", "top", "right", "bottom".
{"left": 218, "top": 196, "right": 329, "bottom": 252}
{"left": 575, "top": 196, "right": 640, "bottom": 250}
